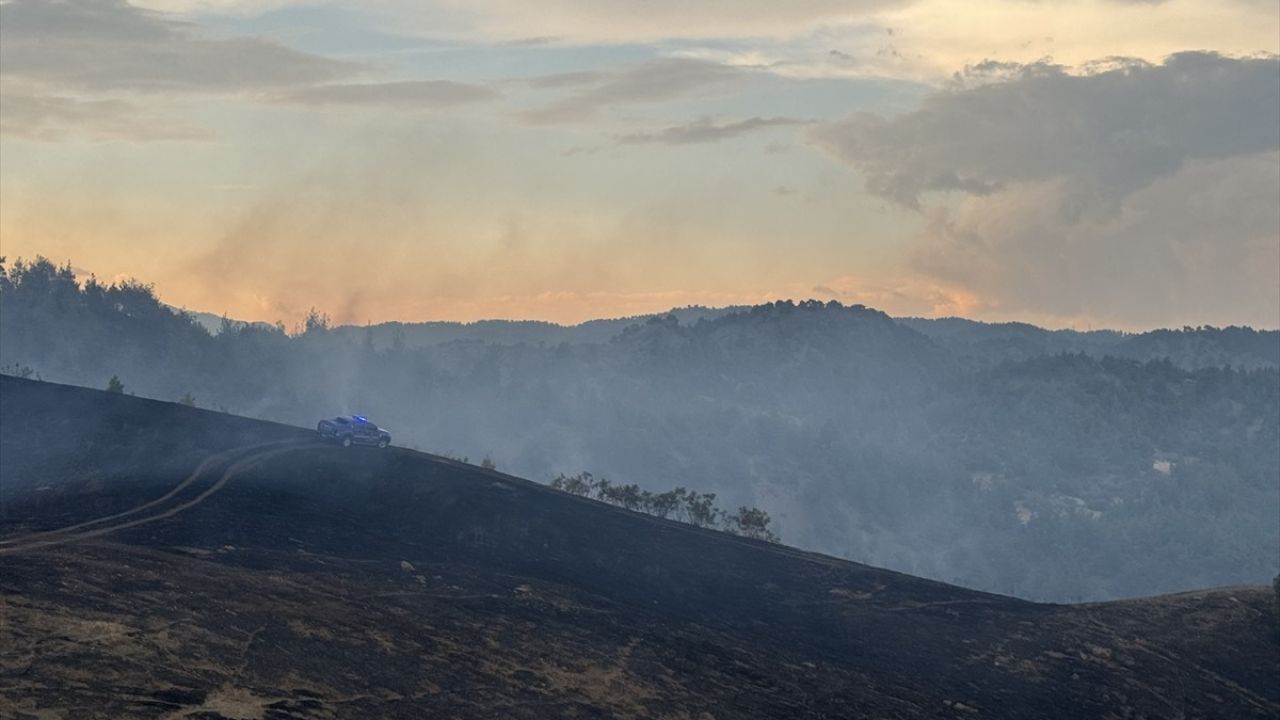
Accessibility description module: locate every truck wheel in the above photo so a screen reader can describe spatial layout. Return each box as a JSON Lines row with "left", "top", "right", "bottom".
{"left": 340, "top": 436, "right": 352, "bottom": 448}
{"left": 377, "top": 438, "right": 389, "bottom": 449}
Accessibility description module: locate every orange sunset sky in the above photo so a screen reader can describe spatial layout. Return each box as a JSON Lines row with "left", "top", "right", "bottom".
{"left": 2, "top": 0, "right": 1277, "bottom": 329}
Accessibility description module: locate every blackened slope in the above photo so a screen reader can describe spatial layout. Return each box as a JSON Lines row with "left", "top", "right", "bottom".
{"left": 1, "top": 375, "right": 1277, "bottom": 720}
{"left": 0, "top": 375, "right": 1022, "bottom": 650}
{"left": 0, "top": 375, "right": 311, "bottom": 521}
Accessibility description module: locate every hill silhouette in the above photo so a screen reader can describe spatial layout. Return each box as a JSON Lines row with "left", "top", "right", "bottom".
{"left": 1, "top": 376, "right": 1277, "bottom": 719}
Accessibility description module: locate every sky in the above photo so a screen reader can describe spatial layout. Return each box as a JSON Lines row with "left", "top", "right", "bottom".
{"left": 1, "top": 0, "right": 1277, "bottom": 330}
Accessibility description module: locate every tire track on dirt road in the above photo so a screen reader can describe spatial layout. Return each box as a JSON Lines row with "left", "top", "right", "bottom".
{"left": 0, "top": 441, "right": 291, "bottom": 548}
{"left": 0, "top": 441, "right": 321, "bottom": 556}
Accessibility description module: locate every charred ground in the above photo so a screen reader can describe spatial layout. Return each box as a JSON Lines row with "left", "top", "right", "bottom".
{"left": 0, "top": 376, "right": 1276, "bottom": 719}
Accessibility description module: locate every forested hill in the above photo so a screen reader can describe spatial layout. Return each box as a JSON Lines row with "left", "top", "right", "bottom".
{"left": 900, "top": 316, "right": 1280, "bottom": 370}
{"left": 2, "top": 256, "right": 1277, "bottom": 602}
{"left": 173, "top": 279, "right": 1279, "bottom": 369}
{"left": 178, "top": 303, "right": 744, "bottom": 348}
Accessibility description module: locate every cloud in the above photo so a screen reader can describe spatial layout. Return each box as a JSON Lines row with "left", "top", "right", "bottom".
{"left": 274, "top": 81, "right": 499, "bottom": 109}
{"left": 809, "top": 52, "right": 1280, "bottom": 209}
{"left": 139, "top": 0, "right": 1255, "bottom": 48}
{"left": 0, "top": 0, "right": 361, "bottom": 94}
{"left": 871, "top": 0, "right": 1279, "bottom": 82}
{"left": 0, "top": 92, "right": 214, "bottom": 142}
{"left": 616, "top": 116, "right": 808, "bottom": 145}
{"left": 521, "top": 58, "right": 749, "bottom": 124}
{"left": 497, "top": 35, "right": 562, "bottom": 47}
{"left": 355, "top": 0, "right": 910, "bottom": 45}
{"left": 808, "top": 52, "right": 1280, "bottom": 327}
{"left": 522, "top": 71, "right": 605, "bottom": 90}
{"left": 912, "top": 153, "right": 1280, "bottom": 327}
{"left": 560, "top": 145, "right": 603, "bottom": 156}
{"left": 0, "top": 0, "right": 498, "bottom": 140}
{"left": 133, "top": 0, "right": 1277, "bottom": 87}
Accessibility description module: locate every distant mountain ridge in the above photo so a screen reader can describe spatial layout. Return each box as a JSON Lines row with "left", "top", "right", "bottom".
{"left": 169, "top": 302, "right": 745, "bottom": 348}
{"left": 170, "top": 298, "right": 1279, "bottom": 371}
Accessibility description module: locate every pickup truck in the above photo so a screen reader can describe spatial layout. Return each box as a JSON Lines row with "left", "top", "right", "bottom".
{"left": 317, "top": 415, "right": 391, "bottom": 448}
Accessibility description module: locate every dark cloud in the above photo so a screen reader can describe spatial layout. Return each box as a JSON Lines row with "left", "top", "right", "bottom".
{"left": 912, "top": 153, "right": 1279, "bottom": 327}
{"left": 809, "top": 52, "right": 1280, "bottom": 210}
{"left": 522, "top": 58, "right": 748, "bottom": 124}
{"left": 808, "top": 52, "right": 1280, "bottom": 327}
{"left": 617, "top": 116, "right": 807, "bottom": 145}
{"left": 0, "top": 0, "right": 361, "bottom": 93}
{"left": 274, "top": 81, "right": 500, "bottom": 109}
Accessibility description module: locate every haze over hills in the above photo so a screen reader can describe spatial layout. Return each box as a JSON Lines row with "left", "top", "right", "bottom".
{"left": 178, "top": 300, "right": 1279, "bottom": 370}
{"left": 2, "top": 257, "right": 1278, "bottom": 602}
{"left": 4, "top": 0, "right": 1278, "bottom": 716}
{"left": 176, "top": 305, "right": 746, "bottom": 347}
{"left": 899, "top": 317, "right": 1280, "bottom": 371}
{"left": 2, "top": 376, "right": 1278, "bottom": 719}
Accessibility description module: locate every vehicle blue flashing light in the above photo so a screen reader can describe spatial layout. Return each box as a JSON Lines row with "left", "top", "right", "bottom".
{"left": 353, "top": 415, "right": 368, "bottom": 423}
